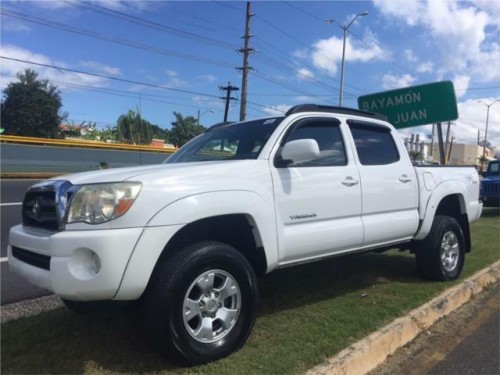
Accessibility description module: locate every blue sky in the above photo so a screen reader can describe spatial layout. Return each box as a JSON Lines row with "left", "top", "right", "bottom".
{"left": 1, "top": 0, "right": 499, "bottom": 146}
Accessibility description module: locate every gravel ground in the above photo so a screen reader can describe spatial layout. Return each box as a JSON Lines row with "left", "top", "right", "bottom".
{"left": 1, "top": 295, "right": 62, "bottom": 323}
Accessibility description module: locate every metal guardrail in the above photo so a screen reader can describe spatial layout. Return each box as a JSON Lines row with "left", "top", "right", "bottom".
{"left": 0, "top": 135, "right": 177, "bottom": 154}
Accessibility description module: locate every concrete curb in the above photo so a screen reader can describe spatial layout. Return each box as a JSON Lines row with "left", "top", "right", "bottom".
{"left": 1, "top": 294, "right": 63, "bottom": 324}
{"left": 306, "top": 261, "right": 500, "bottom": 375}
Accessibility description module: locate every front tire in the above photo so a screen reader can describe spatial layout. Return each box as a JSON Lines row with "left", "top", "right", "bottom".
{"left": 415, "top": 215, "right": 465, "bottom": 281}
{"left": 142, "top": 241, "right": 258, "bottom": 364}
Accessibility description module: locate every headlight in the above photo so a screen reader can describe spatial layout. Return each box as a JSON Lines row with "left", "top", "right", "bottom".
{"left": 67, "top": 182, "right": 142, "bottom": 224}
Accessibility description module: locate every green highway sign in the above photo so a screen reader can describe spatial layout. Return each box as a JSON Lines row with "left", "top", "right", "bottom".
{"left": 357, "top": 81, "right": 458, "bottom": 129}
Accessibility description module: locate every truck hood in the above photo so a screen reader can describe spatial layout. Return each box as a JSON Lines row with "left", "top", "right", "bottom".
{"left": 51, "top": 161, "right": 247, "bottom": 185}
{"left": 59, "top": 159, "right": 274, "bottom": 230}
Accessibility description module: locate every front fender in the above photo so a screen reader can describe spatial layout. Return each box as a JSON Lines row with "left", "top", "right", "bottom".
{"left": 147, "top": 190, "right": 279, "bottom": 269}
{"left": 114, "top": 190, "right": 278, "bottom": 300}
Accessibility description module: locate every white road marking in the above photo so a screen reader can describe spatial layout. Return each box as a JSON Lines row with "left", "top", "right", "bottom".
{"left": 0, "top": 202, "right": 22, "bottom": 207}
{"left": 0, "top": 257, "right": 9, "bottom": 263}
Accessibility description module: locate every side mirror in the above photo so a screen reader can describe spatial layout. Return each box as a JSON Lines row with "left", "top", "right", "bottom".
{"left": 281, "top": 139, "right": 320, "bottom": 165}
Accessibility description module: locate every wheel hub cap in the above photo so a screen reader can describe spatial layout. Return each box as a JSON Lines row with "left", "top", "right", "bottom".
{"left": 440, "top": 231, "right": 460, "bottom": 272}
{"left": 183, "top": 269, "right": 241, "bottom": 343}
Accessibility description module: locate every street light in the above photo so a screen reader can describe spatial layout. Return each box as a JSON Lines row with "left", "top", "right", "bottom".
{"left": 326, "top": 11, "right": 368, "bottom": 107}
{"left": 197, "top": 109, "right": 215, "bottom": 125}
{"left": 477, "top": 100, "right": 500, "bottom": 164}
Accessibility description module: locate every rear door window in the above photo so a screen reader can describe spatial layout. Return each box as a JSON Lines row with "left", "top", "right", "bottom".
{"left": 348, "top": 121, "right": 400, "bottom": 165}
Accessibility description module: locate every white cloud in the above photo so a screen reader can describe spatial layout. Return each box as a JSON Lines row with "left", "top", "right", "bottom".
{"left": 311, "top": 30, "right": 388, "bottom": 77}
{"left": 297, "top": 68, "right": 315, "bottom": 80}
{"left": 1, "top": 19, "right": 31, "bottom": 33}
{"left": 453, "top": 98, "right": 500, "bottom": 146}
{"left": 416, "top": 61, "right": 434, "bottom": 73}
{"left": 165, "top": 69, "right": 178, "bottom": 78}
{"left": 261, "top": 104, "right": 291, "bottom": 116}
{"left": 198, "top": 74, "right": 217, "bottom": 84}
{"left": 374, "top": 0, "right": 499, "bottom": 88}
{"left": 25, "top": 0, "right": 148, "bottom": 12}
{"left": 382, "top": 73, "right": 416, "bottom": 90}
{"left": 404, "top": 49, "right": 418, "bottom": 62}
{"left": 294, "top": 96, "right": 324, "bottom": 102}
{"left": 80, "top": 61, "right": 121, "bottom": 76}
{"left": 26, "top": 0, "right": 72, "bottom": 10}
{"left": 452, "top": 75, "right": 471, "bottom": 99}
{"left": 373, "top": 0, "right": 425, "bottom": 26}
{"left": 293, "top": 49, "right": 309, "bottom": 59}
{"left": 472, "top": 42, "right": 500, "bottom": 82}
{"left": 1, "top": 44, "right": 108, "bottom": 91}
{"left": 163, "top": 69, "right": 188, "bottom": 88}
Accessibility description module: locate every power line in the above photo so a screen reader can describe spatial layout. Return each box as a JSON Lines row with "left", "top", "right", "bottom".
{"left": 281, "top": 1, "right": 324, "bottom": 22}
{"left": 61, "top": 0, "right": 238, "bottom": 51}
{"left": 0, "top": 56, "right": 222, "bottom": 99}
{"left": 0, "top": 8, "right": 235, "bottom": 69}
{"left": 155, "top": 2, "right": 241, "bottom": 34}
{"left": 211, "top": 1, "right": 244, "bottom": 13}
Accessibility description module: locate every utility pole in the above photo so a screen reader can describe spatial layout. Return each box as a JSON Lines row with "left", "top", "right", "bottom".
{"left": 219, "top": 82, "right": 239, "bottom": 123}
{"left": 430, "top": 123, "right": 435, "bottom": 158}
{"left": 444, "top": 121, "right": 452, "bottom": 162}
{"left": 238, "top": 1, "right": 254, "bottom": 122}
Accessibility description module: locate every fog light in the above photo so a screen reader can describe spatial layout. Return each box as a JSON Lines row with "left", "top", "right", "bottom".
{"left": 68, "top": 249, "right": 102, "bottom": 280}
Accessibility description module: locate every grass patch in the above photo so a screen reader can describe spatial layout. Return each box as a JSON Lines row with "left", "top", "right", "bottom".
{"left": 2, "top": 208, "right": 499, "bottom": 375}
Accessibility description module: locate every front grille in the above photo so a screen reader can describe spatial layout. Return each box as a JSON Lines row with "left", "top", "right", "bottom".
{"left": 12, "top": 247, "right": 51, "bottom": 270}
{"left": 23, "top": 190, "right": 59, "bottom": 231}
{"left": 21, "top": 180, "right": 74, "bottom": 231}
{"left": 483, "top": 182, "right": 499, "bottom": 196}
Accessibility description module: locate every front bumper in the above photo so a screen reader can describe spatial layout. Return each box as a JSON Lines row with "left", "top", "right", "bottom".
{"left": 8, "top": 225, "right": 143, "bottom": 301}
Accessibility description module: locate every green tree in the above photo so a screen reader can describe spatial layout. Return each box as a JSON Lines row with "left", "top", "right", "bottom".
{"left": 150, "top": 123, "right": 170, "bottom": 142}
{"left": 1, "top": 69, "right": 65, "bottom": 138}
{"left": 478, "top": 155, "right": 489, "bottom": 172}
{"left": 116, "top": 110, "right": 152, "bottom": 145}
{"left": 169, "top": 111, "right": 205, "bottom": 147}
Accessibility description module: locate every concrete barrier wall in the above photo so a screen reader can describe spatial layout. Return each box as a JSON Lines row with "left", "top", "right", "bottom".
{"left": 1, "top": 143, "right": 172, "bottom": 173}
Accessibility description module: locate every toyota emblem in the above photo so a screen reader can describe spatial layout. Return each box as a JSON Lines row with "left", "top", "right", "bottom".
{"left": 32, "top": 198, "right": 42, "bottom": 220}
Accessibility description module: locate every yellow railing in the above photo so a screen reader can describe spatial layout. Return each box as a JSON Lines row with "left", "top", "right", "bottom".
{"left": 0, "top": 135, "right": 177, "bottom": 153}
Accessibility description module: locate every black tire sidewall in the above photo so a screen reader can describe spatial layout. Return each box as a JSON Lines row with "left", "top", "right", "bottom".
{"left": 151, "top": 242, "right": 258, "bottom": 364}
{"left": 427, "top": 216, "right": 465, "bottom": 280}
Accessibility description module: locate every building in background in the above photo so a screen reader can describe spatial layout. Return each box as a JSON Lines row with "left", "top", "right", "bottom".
{"left": 404, "top": 133, "right": 495, "bottom": 166}
{"left": 428, "top": 143, "right": 494, "bottom": 166}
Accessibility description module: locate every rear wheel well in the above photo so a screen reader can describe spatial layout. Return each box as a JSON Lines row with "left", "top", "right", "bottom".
{"left": 435, "top": 194, "right": 471, "bottom": 252}
{"left": 153, "top": 214, "right": 267, "bottom": 278}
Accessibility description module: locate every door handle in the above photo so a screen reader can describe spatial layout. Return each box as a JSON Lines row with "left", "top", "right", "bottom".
{"left": 341, "top": 177, "right": 359, "bottom": 187}
{"left": 399, "top": 174, "right": 412, "bottom": 183}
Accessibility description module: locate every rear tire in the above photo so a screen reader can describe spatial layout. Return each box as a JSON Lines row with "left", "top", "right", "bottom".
{"left": 142, "top": 241, "right": 258, "bottom": 364}
{"left": 415, "top": 215, "right": 465, "bottom": 281}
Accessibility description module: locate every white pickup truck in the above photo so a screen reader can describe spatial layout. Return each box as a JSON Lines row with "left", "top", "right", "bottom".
{"left": 9, "top": 104, "right": 482, "bottom": 364}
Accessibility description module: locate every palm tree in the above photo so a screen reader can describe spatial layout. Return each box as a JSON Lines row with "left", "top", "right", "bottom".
{"left": 116, "top": 110, "right": 152, "bottom": 145}
{"left": 478, "top": 155, "right": 489, "bottom": 172}
{"left": 169, "top": 111, "right": 205, "bottom": 147}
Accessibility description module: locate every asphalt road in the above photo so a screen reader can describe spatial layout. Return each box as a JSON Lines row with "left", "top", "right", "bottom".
{"left": 1, "top": 179, "right": 52, "bottom": 304}
{"left": 370, "top": 282, "right": 500, "bottom": 375}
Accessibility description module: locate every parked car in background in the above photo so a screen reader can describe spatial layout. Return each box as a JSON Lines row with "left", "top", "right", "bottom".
{"left": 480, "top": 159, "right": 500, "bottom": 206}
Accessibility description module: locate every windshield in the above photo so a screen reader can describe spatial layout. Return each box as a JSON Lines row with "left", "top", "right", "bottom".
{"left": 487, "top": 161, "right": 499, "bottom": 176}
{"left": 165, "top": 117, "right": 284, "bottom": 163}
